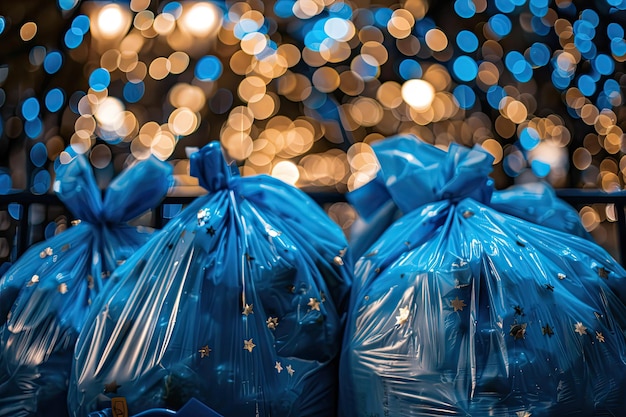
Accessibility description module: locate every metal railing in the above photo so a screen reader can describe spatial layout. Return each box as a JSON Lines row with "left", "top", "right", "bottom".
{"left": 1, "top": 189, "right": 625, "bottom": 264}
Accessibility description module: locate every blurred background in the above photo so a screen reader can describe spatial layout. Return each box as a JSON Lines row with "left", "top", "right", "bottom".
{"left": 0, "top": 0, "right": 625, "bottom": 262}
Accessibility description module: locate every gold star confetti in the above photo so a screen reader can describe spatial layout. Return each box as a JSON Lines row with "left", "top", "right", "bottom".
{"left": 557, "top": 273, "right": 566, "bottom": 280}
{"left": 596, "top": 331, "right": 605, "bottom": 343}
{"left": 450, "top": 297, "right": 466, "bottom": 312}
{"left": 333, "top": 255, "right": 344, "bottom": 266}
{"left": 395, "top": 306, "right": 410, "bottom": 326}
{"left": 71, "top": 220, "right": 81, "bottom": 226}
{"left": 542, "top": 324, "right": 554, "bottom": 337}
{"left": 104, "top": 380, "right": 121, "bottom": 394}
{"left": 516, "top": 411, "right": 532, "bottom": 417}
{"left": 242, "top": 304, "right": 254, "bottom": 316}
{"left": 462, "top": 210, "right": 474, "bottom": 218}
{"left": 286, "top": 364, "right": 295, "bottom": 376}
{"left": 597, "top": 267, "right": 609, "bottom": 279}
{"left": 243, "top": 338, "right": 256, "bottom": 352}
{"left": 308, "top": 297, "right": 320, "bottom": 311}
{"left": 266, "top": 317, "right": 279, "bottom": 330}
{"left": 198, "top": 345, "right": 211, "bottom": 358}
{"left": 87, "top": 275, "right": 94, "bottom": 289}
{"left": 58, "top": 283, "right": 68, "bottom": 294}
{"left": 26, "top": 275, "right": 39, "bottom": 287}
{"left": 574, "top": 322, "right": 587, "bottom": 336}
{"left": 510, "top": 322, "right": 527, "bottom": 340}
{"left": 275, "top": 361, "right": 283, "bottom": 373}
{"left": 206, "top": 226, "right": 216, "bottom": 236}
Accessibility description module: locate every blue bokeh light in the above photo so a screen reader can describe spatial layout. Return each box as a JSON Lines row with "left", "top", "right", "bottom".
{"left": 531, "top": 159, "right": 551, "bottom": 177}
{"left": 162, "top": 2, "right": 182, "bottom": 19}
{"left": 274, "top": 0, "right": 295, "bottom": 18}
{"left": 43, "top": 51, "right": 63, "bottom": 74}
{"left": 31, "top": 170, "right": 51, "bottom": 195}
{"left": 454, "top": 0, "right": 476, "bottom": 18}
{"left": 487, "top": 85, "right": 506, "bottom": 109}
{"left": 8, "top": 203, "right": 21, "bottom": 220}
{"left": 0, "top": 16, "right": 5, "bottom": 35}
{"left": 30, "top": 142, "right": 48, "bottom": 167}
{"left": 452, "top": 56, "right": 478, "bottom": 82}
{"left": 453, "top": 84, "right": 476, "bottom": 109}
{"left": 520, "top": 127, "right": 540, "bottom": 151}
{"left": 58, "top": 0, "right": 79, "bottom": 11}
{"left": 580, "top": 9, "right": 599, "bottom": 26}
{"left": 195, "top": 56, "right": 223, "bottom": 81}
{"left": 22, "top": 97, "right": 40, "bottom": 121}
{"left": 456, "top": 30, "right": 479, "bottom": 53}
{"left": 89, "top": 68, "right": 110, "bottom": 92}
{"left": 611, "top": 38, "right": 626, "bottom": 57}
{"left": 45, "top": 88, "right": 65, "bottom": 112}
{"left": 64, "top": 28, "right": 83, "bottom": 49}
{"left": 489, "top": 14, "right": 512, "bottom": 38}
{"left": 607, "top": 23, "right": 624, "bottom": 40}
{"left": 593, "top": 54, "right": 614, "bottom": 75}
{"left": 25, "top": 118, "right": 43, "bottom": 139}
{"left": 72, "top": 15, "right": 90, "bottom": 35}
{"left": 578, "top": 74, "right": 596, "bottom": 96}
{"left": 328, "top": 1, "right": 352, "bottom": 18}
{"left": 495, "top": 0, "right": 515, "bottom": 13}
{"left": 0, "top": 172, "right": 11, "bottom": 194}
{"left": 373, "top": 8, "right": 393, "bottom": 27}
{"left": 530, "top": 16, "right": 550, "bottom": 34}
{"left": 123, "top": 81, "right": 145, "bottom": 103}
{"left": 528, "top": 42, "right": 550, "bottom": 67}
{"left": 398, "top": 59, "right": 422, "bottom": 80}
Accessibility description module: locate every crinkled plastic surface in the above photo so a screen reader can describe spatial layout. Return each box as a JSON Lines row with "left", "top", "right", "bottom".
{"left": 69, "top": 142, "right": 352, "bottom": 416}
{"left": 348, "top": 135, "right": 591, "bottom": 259}
{"left": 339, "top": 137, "right": 626, "bottom": 417}
{"left": 0, "top": 153, "right": 172, "bottom": 417}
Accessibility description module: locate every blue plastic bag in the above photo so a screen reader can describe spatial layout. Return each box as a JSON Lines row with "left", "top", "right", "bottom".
{"left": 0, "top": 152, "right": 172, "bottom": 417}
{"left": 348, "top": 135, "right": 591, "bottom": 259}
{"left": 339, "top": 136, "right": 626, "bottom": 416}
{"left": 69, "top": 142, "right": 352, "bottom": 416}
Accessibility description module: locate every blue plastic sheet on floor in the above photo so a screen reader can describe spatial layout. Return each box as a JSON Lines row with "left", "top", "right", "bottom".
{"left": 0, "top": 151, "right": 172, "bottom": 417}
{"left": 69, "top": 142, "right": 352, "bottom": 416}
{"left": 339, "top": 136, "right": 626, "bottom": 417}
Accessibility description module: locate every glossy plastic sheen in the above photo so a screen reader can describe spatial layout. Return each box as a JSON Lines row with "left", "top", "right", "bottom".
{"left": 339, "top": 136, "right": 626, "bottom": 417}
{"left": 69, "top": 142, "right": 352, "bottom": 416}
{"left": 348, "top": 135, "right": 591, "bottom": 259}
{"left": 0, "top": 154, "right": 172, "bottom": 417}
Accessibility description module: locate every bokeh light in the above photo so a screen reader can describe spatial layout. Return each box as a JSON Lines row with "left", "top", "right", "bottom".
{"left": 0, "top": 0, "right": 626, "bottom": 258}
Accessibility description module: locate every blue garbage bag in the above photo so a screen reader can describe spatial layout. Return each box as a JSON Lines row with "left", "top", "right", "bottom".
{"left": 0, "top": 152, "right": 172, "bottom": 417}
{"left": 348, "top": 135, "right": 591, "bottom": 259}
{"left": 339, "top": 136, "right": 626, "bottom": 417}
{"left": 69, "top": 142, "right": 352, "bottom": 416}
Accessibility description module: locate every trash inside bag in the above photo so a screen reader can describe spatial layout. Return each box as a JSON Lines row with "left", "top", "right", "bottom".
{"left": 0, "top": 152, "right": 172, "bottom": 417}
{"left": 347, "top": 135, "right": 591, "bottom": 259}
{"left": 339, "top": 136, "right": 626, "bottom": 417}
{"left": 69, "top": 142, "right": 352, "bottom": 417}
